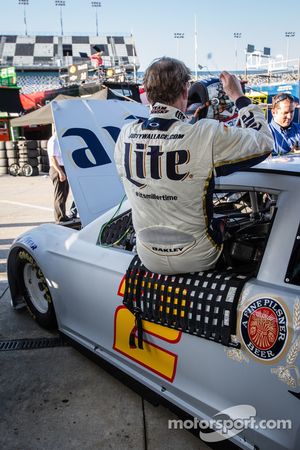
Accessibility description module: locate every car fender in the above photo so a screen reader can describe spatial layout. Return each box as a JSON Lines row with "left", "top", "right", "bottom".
{"left": 7, "top": 224, "right": 75, "bottom": 308}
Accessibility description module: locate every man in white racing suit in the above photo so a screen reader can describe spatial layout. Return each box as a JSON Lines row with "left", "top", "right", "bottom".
{"left": 114, "top": 57, "right": 273, "bottom": 275}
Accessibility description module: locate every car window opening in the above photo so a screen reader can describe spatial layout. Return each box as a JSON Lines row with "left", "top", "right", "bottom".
{"left": 99, "top": 189, "right": 277, "bottom": 276}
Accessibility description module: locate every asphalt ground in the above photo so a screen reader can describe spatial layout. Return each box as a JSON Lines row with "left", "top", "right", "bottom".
{"left": 0, "top": 174, "right": 210, "bottom": 450}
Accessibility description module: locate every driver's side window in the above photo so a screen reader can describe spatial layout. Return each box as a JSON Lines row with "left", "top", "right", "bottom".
{"left": 213, "top": 190, "right": 277, "bottom": 274}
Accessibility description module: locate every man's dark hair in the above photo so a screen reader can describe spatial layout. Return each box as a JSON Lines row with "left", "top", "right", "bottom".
{"left": 143, "top": 57, "right": 191, "bottom": 105}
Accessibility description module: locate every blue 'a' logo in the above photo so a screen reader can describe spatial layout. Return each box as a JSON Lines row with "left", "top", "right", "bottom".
{"left": 63, "top": 116, "right": 147, "bottom": 170}
{"left": 62, "top": 127, "right": 112, "bottom": 169}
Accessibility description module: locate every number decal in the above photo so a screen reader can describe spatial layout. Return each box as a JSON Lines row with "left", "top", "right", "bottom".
{"left": 113, "top": 276, "right": 182, "bottom": 382}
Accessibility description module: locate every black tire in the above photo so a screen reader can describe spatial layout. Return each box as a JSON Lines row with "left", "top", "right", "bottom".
{"left": 41, "top": 165, "right": 49, "bottom": 173}
{"left": 26, "top": 157, "right": 38, "bottom": 167}
{"left": 40, "top": 148, "right": 48, "bottom": 157}
{"left": 31, "top": 167, "right": 39, "bottom": 176}
{"left": 27, "top": 149, "right": 39, "bottom": 158}
{"left": 16, "top": 250, "right": 57, "bottom": 329}
{"left": 27, "top": 140, "right": 37, "bottom": 150}
{"left": 21, "top": 163, "right": 33, "bottom": 177}
{"left": 9, "top": 163, "right": 19, "bottom": 176}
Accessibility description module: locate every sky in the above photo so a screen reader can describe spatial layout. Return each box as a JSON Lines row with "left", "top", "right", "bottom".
{"left": 0, "top": 0, "right": 299, "bottom": 72}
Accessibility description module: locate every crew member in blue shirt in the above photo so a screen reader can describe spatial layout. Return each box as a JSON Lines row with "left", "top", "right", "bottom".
{"left": 269, "top": 93, "right": 300, "bottom": 155}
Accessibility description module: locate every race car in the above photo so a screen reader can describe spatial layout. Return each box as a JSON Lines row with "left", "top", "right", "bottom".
{"left": 7, "top": 99, "right": 300, "bottom": 449}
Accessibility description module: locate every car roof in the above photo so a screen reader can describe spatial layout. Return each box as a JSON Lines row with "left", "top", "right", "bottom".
{"left": 246, "top": 154, "right": 300, "bottom": 176}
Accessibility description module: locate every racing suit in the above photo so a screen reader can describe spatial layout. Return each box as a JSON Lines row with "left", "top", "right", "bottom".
{"left": 114, "top": 99, "right": 273, "bottom": 275}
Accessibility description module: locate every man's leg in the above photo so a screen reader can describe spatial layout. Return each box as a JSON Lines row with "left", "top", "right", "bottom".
{"left": 49, "top": 167, "right": 69, "bottom": 222}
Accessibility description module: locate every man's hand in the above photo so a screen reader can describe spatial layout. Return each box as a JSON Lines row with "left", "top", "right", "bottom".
{"left": 292, "top": 144, "right": 300, "bottom": 153}
{"left": 220, "top": 71, "right": 244, "bottom": 102}
{"left": 59, "top": 171, "right": 67, "bottom": 182}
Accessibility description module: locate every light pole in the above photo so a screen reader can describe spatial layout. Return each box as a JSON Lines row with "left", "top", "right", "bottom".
{"left": 18, "top": 0, "right": 29, "bottom": 36}
{"left": 91, "top": 1, "right": 101, "bottom": 37}
{"left": 174, "top": 32, "right": 184, "bottom": 59}
{"left": 194, "top": 15, "right": 198, "bottom": 80}
{"left": 55, "top": 0, "right": 66, "bottom": 36}
{"left": 285, "top": 31, "right": 295, "bottom": 63}
{"left": 233, "top": 32, "right": 242, "bottom": 72}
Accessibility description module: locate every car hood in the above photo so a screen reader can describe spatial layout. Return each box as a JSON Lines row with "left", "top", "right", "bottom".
{"left": 52, "top": 98, "right": 149, "bottom": 227}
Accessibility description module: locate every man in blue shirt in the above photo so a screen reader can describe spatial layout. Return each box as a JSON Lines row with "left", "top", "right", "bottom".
{"left": 269, "top": 93, "right": 300, "bottom": 155}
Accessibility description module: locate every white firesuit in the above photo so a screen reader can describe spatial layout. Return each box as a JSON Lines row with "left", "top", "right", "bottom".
{"left": 114, "top": 101, "right": 273, "bottom": 274}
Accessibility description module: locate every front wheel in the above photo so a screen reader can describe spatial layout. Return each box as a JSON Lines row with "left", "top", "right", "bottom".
{"left": 16, "top": 250, "right": 57, "bottom": 329}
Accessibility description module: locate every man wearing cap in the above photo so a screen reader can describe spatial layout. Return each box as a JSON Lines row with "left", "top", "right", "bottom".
{"left": 269, "top": 93, "right": 300, "bottom": 155}
{"left": 115, "top": 57, "right": 273, "bottom": 275}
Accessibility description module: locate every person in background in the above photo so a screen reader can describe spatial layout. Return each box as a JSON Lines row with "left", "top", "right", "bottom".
{"left": 90, "top": 51, "right": 103, "bottom": 68}
{"left": 269, "top": 93, "right": 300, "bottom": 155}
{"left": 48, "top": 132, "right": 77, "bottom": 224}
{"left": 114, "top": 57, "right": 273, "bottom": 275}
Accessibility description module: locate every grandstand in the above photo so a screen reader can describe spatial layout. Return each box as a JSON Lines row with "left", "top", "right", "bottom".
{"left": 16, "top": 72, "right": 62, "bottom": 94}
{"left": 0, "top": 34, "right": 140, "bottom": 93}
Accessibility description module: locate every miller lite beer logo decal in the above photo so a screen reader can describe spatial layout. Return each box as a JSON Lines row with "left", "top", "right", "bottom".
{"left": 240, "top": 297, "right": 289, "bottom": 362}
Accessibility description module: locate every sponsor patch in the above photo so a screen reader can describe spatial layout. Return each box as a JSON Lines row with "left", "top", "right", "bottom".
{"left": 151, "top": 105, "right": 169, "bottom": 114}
{"left": 240, "top": 297, "right": 288, "bottom": 362}
{"left": 18, "top": 236, "right": 37, "bottom": 251}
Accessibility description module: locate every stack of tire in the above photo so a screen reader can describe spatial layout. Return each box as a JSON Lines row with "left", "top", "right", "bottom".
{"left": 38, "top": 140, "right": 50, "bottom": 173}
{"left": 6, "top": 140, "right": 19, "bottom": 170}
{"left": 17, "top": 140, "right": 39, "bottom": 176}
{"left": 0, "top": 141, "right": 8, "bottom": 175}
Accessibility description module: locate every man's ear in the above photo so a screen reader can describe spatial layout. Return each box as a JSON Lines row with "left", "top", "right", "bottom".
{"left": 182, "top": 85, "right": 189, "bottom": 100}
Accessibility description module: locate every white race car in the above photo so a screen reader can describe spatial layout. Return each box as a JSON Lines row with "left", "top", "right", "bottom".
{"left": 7, "top": 99, "right": 300, "bottom": 450}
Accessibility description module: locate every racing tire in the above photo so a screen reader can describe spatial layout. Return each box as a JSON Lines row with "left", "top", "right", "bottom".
{"left": 26, "top": 157, "right": 38, "bottom": 167}
{"left": 27, "top": 149, "right": 39, "bottom": 158}
{"left": 41, "top": 164, "right": 49, "bottom": 173}
{"left": 8, "top": 157, "right": 18, "bottom": 166}
{"left": 31, "top": 167, "right": 39, "bottom": 176}
{"left": 9, "top": 163, "right": 19, "bottom": 176}
{"left": 16, "top": 250, "right": 57, "bottom": 329}
{"left": 27, "top": 140, "right": 37, "bottom": 150}
{"left": 40, "top": 140, "right": 48, "bottom": 149}
{"left": 6, "top": 149, "right": 18, "bottom": 158}
{"left": 0, "top": 157, "right": 8, "bottom": 167}
{"left": 5, "top": 141, "right": 17, "bottom": 150}
{"left": 21, "top": 163, "right": 33, "bottom": 177}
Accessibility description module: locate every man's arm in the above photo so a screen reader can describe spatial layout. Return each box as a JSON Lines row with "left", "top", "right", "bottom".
{"left": 211, "top": 102, "right": 273, "bottom": 177}
{"left": 209, "top": 72, "right": 273, "bottom": 175}
{"left": 219, "top": 71, "right": 245, "bottom": 102}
